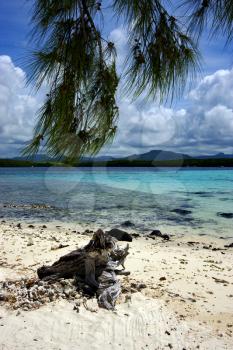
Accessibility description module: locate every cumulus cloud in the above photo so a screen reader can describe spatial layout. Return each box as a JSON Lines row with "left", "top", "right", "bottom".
{"left": 104, "top": 67, "right": 233, "bottom": 157}
{"left": 100, "top": 27, "right": 233, "bottom": 157}
{"left": 176, "top": 69, "right": 233, "bottom": 154}
{"left": 0, "top": 55, "right": 41, "bottom": 157}
{"left": 0, "top": 52, "right": 233, "bottom": 158}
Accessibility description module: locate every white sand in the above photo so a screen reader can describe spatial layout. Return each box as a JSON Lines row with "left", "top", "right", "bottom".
{"left": 0, "top": 220, "right": 233, "bottom": 349}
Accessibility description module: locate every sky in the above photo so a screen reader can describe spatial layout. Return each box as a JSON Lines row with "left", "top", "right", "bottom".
{"left": 0, "top": 1, "right": 233, "bottom": 158}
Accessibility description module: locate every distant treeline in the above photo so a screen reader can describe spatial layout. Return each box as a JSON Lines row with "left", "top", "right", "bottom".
{"left": 79, "top": 158, "right": 233, "bottom": 167}
{"left": 0, "top": 159, "right": 63, "bottom": 167}
{"left": 0, "top": 158, "right": 233, "bottom": 167}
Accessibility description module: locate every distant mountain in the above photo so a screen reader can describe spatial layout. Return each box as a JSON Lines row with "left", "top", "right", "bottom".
{"left": 14, "top": 154, "right": 55, "bottom": 162}
{"left": 124, "top": 150, "right": 192, "bottom": 161}
{"left": 82, "top": 156, "right": 115, "bottom": 162}
{"left": 197, "top": 152, "right": 233, "bottom": 159}
{"left": 13, "top": 150, "right": 233, "bottom": 163}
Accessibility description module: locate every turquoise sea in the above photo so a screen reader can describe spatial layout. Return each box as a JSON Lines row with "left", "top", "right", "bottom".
{"left": 0, "top": 167, "right": 232, "bottom": 237}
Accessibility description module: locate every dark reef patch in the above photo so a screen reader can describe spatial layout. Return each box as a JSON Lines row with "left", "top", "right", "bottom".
{"left": 171, "top": 209, "right": 192, "bottom": 215}
{"left": 217, "top": 212, "right": 233, "bottom": 219}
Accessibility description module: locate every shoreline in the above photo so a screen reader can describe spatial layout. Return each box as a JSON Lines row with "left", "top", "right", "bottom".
{"left": 0, "top": 219, "right": 233, "bottom": 349}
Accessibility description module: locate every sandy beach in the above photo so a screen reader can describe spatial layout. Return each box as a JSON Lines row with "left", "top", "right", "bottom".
{"left": 0, "top": 220, "right": 233, "bottom": 350}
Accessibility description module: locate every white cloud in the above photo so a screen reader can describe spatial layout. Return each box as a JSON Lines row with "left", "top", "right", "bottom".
{"left": 109, "top": 26, "right": 128, "bottom": 69}
{"left": 0, "top": 55, "right": 41, "bottom": 157}
{"left": 102, "top": 27, "right": 233, "bottom": 157}
{"left": 0, "top": 50, "right": 233, "bottom": 159}
{"left": 104, "top": 66, "right": 233, "bottom": 157}
{"left": 177, "top": 68, "right": 233, "bottom": 153}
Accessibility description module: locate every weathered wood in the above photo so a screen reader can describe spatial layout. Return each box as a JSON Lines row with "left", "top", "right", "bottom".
{"left": 37, "top": 229, "right": 130, "bottom": 309}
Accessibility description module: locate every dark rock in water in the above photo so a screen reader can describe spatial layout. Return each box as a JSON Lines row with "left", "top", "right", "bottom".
{"left": 193, "top": 191, "right": 212, "bottom": 197}
{"left": 121, "top": 220, "right": 135, "bottom": 227}
{"left": 149, "top": 230, "right": 170, "bottom": 241}
{"left": 171, "top": 209, "right": 192, "bottom": 215}
{"left": 3, "top": 203, "right": 55, "bottom": 210}
{"left": 217, "top": 212, "right": 233, "bottom": 219}
{"left": 107, "top": 228, "right": 133, "bottom": 242}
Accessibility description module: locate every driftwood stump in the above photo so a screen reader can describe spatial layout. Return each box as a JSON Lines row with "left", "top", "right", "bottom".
{"left": 37, "top": 229, "right": 129, "bottom": 309}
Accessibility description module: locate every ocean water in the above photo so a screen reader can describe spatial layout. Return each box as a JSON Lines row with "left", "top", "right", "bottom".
{"left": 0, "top": 167, "right": 232, "bottom": 237}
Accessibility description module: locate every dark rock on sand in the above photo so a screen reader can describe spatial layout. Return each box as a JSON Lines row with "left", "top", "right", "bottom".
{"left": 149, "top": 229, "right": 162, "bottom": 237}
{"left": 0, "top": 292, "right": 10, "bottom": 301}
{"left": 203, "top": 245, "right": 212, "bottom": 249}
{"left": 85, "top": 229, "right": 94, "bottom": 234}
{"left": 130, "top": 282, "right": 146, "bottom": 290}
{"left": 217, "top": 212, "right": 233, "bottom": 219}
{"left": 187, "top": 241, "right": 199, "bottom": 245}
{"left": 224, "top": 242, "right": 233, "bottom": 248}
{"left": 149, "top": 230, "right": 170, "bottom": 241}
{"left": 121, "top": 220, "right": 135, "bottom": 227}
{"left": 107, "top": 228, "right": 133, "bottom": 242}
{"left": 131, "top": 233, "right": 140, "bottom": 238}
{"left": 159, "top": 277, "right": 166, "bottom": 281}
{"left": 171, "top": 209, "right": 192, "bottom": 215}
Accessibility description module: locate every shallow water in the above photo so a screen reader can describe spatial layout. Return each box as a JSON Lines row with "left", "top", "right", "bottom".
{"left": 0, "top": 167, "right": 232, "bottom": 237}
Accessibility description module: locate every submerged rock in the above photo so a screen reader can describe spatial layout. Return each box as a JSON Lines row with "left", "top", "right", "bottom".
{"left": 3, "top": 203, "right": 55, "bottom": 210}
{"left": 171, "top": 209, "right": 192, "bottom": 215}
{"left": 121, "top": 220, "right": 135, "bottom": 227}
{"left": 217, "top": 212, "right": 233, "bottom": 219}
{"left": 107, "top": 228, "right": 133, "bottom": 242}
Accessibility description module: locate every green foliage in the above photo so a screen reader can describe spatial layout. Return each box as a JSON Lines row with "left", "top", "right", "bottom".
{"left": 182, "top": 0, "right": 233, "bottom": 43}
{"left": 1, "top": 158, "right": 233, "bottom": 168}
{"left": 23, "top": 0, "right": 233, "bottom": 161}
{"left": 23, "top": 0, "right": 119, "bottom": 161}
{"left": 114, "top": 0, "right": 200, "bottom": 100}
{"left": 0, "top": 159, "right": 64, "bottom": 167}
{"left": 78, "top": 158, "right": 233, "bottom": 167}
